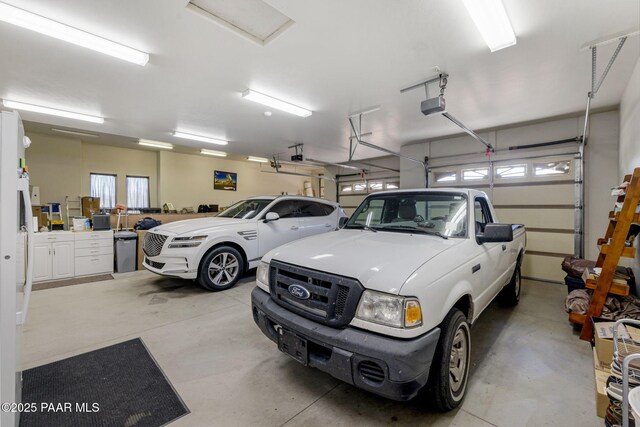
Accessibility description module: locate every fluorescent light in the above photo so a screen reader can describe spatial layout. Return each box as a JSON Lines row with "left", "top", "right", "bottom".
{"left": 3, "top": 99, "right": 104, "bottom": 123}
{"left": 0, "top": 2, "right": 149, "bottom": 66}
{"left": 51, "top": 128, "right": 99, "bottom": 138}
{"left": 247, "top": 156, "right": 268, "bottom": 163}
{"left": 138, "top": 139, "right": 173, "bottom": 149}
{"left": 173, "top": 131, "right": 228, "bottom": 145}
{"left": 462, "top": 0, "right": 516, "bottom": 52}
{"left": 241, "top": 90, "right": 312, "bottom": 118}
{"left": 201, "top": 149, "right": 227, "bottom": 157}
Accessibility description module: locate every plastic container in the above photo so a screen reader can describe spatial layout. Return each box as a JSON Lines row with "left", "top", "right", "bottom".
{"left": 565, "top": 275, "right": 586, "bottom": 294}
{"left": 72, "top": 217, "right": 88, "bottom": 231}
{"left": 114, "top": 231, "right": 137, "bottom": 273}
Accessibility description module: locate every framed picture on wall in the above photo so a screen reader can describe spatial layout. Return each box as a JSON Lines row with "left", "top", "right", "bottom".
{"left": 214, "top": 170, "right": 237, "bottom": 191}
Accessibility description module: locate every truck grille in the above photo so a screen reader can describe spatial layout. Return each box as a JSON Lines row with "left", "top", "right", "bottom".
{"left": 269, "top": 260, "right": 364, "bottom": 328}
{"left": 143, "top": 232, "right": 167, "bottom": 257}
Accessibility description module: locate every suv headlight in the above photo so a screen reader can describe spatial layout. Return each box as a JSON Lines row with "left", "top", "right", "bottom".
{"left": 256, "top": 261, "right": 270, "bottom": 292}
{"left": 355, "top": 290, "right": 422, "bottom": 328}
{"left": 168, "top": 235, "right": 207, "bottom": 248}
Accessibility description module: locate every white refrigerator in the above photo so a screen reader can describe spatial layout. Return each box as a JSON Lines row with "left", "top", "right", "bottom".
{"left": 0, "top": 111, "right": 34, "bottom": 426}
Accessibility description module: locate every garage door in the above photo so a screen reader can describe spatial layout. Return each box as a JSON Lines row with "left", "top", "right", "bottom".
{"left": 431, "top": 155, "right": 577, "bottom": 283}
{"left": 337, "top": 176, "right": 399, "bottom": 216}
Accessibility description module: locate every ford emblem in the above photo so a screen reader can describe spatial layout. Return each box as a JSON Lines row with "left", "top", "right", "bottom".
{"left": 288, "top": 284, "right": 311, "bottom": 300}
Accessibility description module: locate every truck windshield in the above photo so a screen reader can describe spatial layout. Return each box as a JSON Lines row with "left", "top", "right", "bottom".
{"left": 345, "top": 192, "right": 468, "bottom": 238}
{"left": 217, "top": 199, "right": 273, "bottom": 219}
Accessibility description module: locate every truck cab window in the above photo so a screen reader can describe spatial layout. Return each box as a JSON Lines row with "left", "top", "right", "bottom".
{"left": 474, "top": 198, "right": 493, "bottom": 234}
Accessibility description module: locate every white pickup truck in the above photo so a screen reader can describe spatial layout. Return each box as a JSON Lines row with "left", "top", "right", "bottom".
{"left": 142, "top": 195, "right": 346, "bottom": 291}
{"left": 251, "top": 189, "right": 525, "bottom": 410}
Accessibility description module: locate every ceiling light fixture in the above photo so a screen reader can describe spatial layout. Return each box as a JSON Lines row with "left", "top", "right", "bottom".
{"left": 138, "top": 139, "right": 173, "bottom": 149}
{"left": 0, "top": 1, "right": 149, "bottom": 65}
{"left": 462, "top": 0, "right": 516, "bottom": 52}
{"left": 51, "top": 128, "right": 99, "bottom": 138}
{"left": 247, "top": 156, "right": 268, "bottom": 163}
{"left": 241, "top": 90, "right": 312, "bottom": 118}
{"left": 173, "top": 131, "right": 228, "bottom": 145}
{"left": 201, "top": 149, "right": 227, "bottom": 157}
{"left": 3, "top": 99, "right": 104, "bottom": 123}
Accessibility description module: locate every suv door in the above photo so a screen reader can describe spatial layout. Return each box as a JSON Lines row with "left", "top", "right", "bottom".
{"left": 295, "top": 200, "right": 337, "bottom": 238}
{"left": 257, "top": 200, "right": 301, "bottom": 255}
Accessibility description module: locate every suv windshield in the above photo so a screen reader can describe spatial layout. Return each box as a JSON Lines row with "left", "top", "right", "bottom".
{"left": 345, "top": 192, "right": 468, "bottom": 238}
{"left": 217, "top": 199, "right": 273, "bottom": 219}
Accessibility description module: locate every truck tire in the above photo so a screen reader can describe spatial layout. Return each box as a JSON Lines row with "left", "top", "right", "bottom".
{"left": 427, "top": 308, "right": 471, "bottom": 411}
{"left": 498, "top": 265, "right": 521, "bottom": 307}
{"left": 198, "top": 246, "right": 244, "bottom": 291}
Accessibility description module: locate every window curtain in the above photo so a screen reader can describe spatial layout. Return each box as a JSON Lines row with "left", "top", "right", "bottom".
{"left": 90, "top": 174, "right": 116, "bottom": 209}
{"left": 126, "top": 177, "right": 149, "bottom": 209}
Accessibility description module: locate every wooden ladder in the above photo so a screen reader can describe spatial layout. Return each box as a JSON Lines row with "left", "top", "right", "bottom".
{"left": 569, "top": 167, "right": 640, "bottom": 341}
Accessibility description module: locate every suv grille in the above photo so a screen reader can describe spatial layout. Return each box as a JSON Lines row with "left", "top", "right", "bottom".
{"left": 143, "top": 232, "right": 167, "bottom": 257}
{"left": 269, "top": 260, "right": 364, "bottom": 328}
{"left": 146, "top": 259, "right": 165, "bottom": 269}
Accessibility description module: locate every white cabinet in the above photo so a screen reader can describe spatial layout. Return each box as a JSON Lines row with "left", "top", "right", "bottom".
{"left": 74, "top": 230, "right": 113, "bottom": 277}
{"left": 33, "top": 232, "right": 74, "bottom": 282}
{"left": 33, "top": 230, "right": 114, "bottom": 283}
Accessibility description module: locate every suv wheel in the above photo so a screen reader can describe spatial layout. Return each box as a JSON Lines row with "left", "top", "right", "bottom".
{"left": 198, "top": 246, "right": 244, "bottom": 291}
{"left": 427, "top": 308, "right": 471, "bottom": 411}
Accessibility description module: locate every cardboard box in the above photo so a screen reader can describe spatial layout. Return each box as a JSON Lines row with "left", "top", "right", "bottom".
{"left": 81, "top": 197, "right": 101, "bottom": 219}
{"left": 594, "top": 367, "right": 609, "bottom": 418}
{"left": 593, "top": 319, "right": 629, "bottom": 365}
{"left": 593, "top": 346, "right": 609, "bottom": 371}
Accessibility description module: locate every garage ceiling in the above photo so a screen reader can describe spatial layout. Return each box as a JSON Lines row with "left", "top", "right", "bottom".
{"left": 0, "top": 0, "right": 638, "bottom": 162}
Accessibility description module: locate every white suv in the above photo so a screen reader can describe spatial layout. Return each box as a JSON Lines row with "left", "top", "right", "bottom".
{"left": 143, "top": 196, "right": 347, "bottom": 291}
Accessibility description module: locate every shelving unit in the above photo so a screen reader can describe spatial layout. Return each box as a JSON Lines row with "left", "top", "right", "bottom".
{"left": 569, "top": 167, "right": 640, "bottom": 341}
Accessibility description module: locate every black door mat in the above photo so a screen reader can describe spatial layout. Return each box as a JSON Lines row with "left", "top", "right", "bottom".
{"left": 20, "top": 338, "right": 189, "bottom": 427}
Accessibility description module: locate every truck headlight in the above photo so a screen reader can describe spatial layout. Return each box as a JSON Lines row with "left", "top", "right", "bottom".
{"left": 256, "top": 261, "right": 270, "bottom": 292}
{"left": 168, "top": 235, "right": 207, "bottom": 248}
{"left": 355, "top": 290, "right": 422, "bottom": 328}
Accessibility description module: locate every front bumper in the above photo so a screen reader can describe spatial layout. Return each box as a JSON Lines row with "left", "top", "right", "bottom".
{"left": 143, "top": 255, "right": 197, "bottom": 279}
{"left": 251, "top": 287, "right": 440, "bottom": 401}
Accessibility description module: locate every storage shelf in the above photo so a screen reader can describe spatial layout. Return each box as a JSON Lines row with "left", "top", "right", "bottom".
{"left": 585, "top": 278, "right": 629, "bottom": 296}
{"left": 600, "top": 244, "right": 636, "bottom": 258}
{"left": 609, "top": 211, "right": 640, "bottom": 224}
{"left": 569, "top": 312, "right": 586, "bottom": 325}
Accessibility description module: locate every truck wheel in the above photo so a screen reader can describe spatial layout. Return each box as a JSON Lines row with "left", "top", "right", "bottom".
{"left": 428, "top": 308, "right": 471, "bottom": 411}
{"left": 198, "top": 246, "right": 244, "bottom": 291}
{"left": 498, "top": 265, "right": 521, "bottom": 307}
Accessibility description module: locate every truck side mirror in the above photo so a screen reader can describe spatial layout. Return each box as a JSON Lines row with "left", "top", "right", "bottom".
{"left": 477, "top": 223, "right": 513, "bottom": 243}
{"left": 263, "top": 212, "right": 280, "bottom": 223}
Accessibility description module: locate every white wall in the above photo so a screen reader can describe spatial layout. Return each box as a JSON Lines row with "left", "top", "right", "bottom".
{"left": 158, "top": 151, "right": 309, "bottom": 210}
{"left": 26, "top": 133, "right": 82, "bottom": 206}
{"left": 619, "top": 55, "right": 640, "bottom": 276}
{"left": 400, "top": 111, "right": 620, "bottom": 261}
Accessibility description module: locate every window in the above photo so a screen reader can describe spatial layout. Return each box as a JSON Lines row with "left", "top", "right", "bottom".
{"left": 339, "top": 184, "right": 352, "bottom": 193}
{"left": 462, "top": 168, "right": 489, "bottom": 181}
{"left": 385, "top": 181, "right": 399, "bottom": 190}
{"left": 353, "top": 182, "right": 367, "bottom": 192}
{"left": 295, "top": 201, "right": 335, "bottom": 217}
{"left": 268, "top": 200, "right": 297, "bottom": 218}
{"left": 534, "top": 161, "right": 571, "bottom": 176}
{"left": 495, "top": 164, "right": 526, "bottom": 178}
{"left": 474, "top": 197, "right": 493, "bottom": 234}
{"left": 369, "top": 181, "right": 383, "bottom": 191}
{"left": 90, "top": 173, "right": 116, "bottom": 209}
{"left": 434, "top": 171, "right": 456, "bottom": 183}
{"left": 126, "top": 176, "right": 150, "bottom": 209}
{"left": 218, "top": 199, "right": 272, "bottom": 219}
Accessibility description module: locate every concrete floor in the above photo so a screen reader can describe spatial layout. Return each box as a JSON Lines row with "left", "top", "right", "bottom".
{"left": 22, "top": 271, "right": 600, "bottom": 427}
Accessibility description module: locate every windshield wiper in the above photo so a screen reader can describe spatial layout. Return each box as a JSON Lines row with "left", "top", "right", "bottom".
{"left": 376, "top": 225, "right": 448, "bottom": 239}
{"left": 345, "top": 224, "right": 377, "bottom": 233}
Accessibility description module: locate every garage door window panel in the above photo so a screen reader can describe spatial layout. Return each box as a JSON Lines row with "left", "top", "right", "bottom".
{"left": 495, "top": 164, "right": 526, "bottom": 179}
{"left": 90, "top": 173, "right": 116, "bottom": 209}
{"left": 463, "top": 168, "right": 489, "bottom": 181}
{"left": 434, "top": 171, "right": 457, "bottom": 183}
{"left": 534, "top": 161, "right": 571, "bottom": 177}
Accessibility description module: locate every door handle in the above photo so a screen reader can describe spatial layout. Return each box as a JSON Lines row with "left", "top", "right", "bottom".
{"left": 324, "top": 224, "right": 332, "bottom": 227}
{"left": 291, "top": 226, "right": 299, "bottom": 230}
{"left": 472, "top": 264, "right": 481, "bottom": 274}
{"left": 502, "top": 244, "right": 507, "bottom": 251}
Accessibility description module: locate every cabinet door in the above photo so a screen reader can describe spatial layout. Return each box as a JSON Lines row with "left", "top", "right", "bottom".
{"left": 33, "top": 242, "right": 52, "bottom": 282}
{"left": 52, "top": 241, "right": 74, "bottom": 279}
